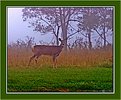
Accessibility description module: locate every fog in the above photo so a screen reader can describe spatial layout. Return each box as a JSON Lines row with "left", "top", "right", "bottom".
{"left": 8, "top": 8, "right": 53, "bottom": 44}
{"left": 7, "top": 7, "right": 113, "bottom": 46}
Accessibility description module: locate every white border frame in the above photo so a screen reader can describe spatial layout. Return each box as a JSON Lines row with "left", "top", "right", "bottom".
{"left": 6, "top": 6, "right": 115, "bottom": 94}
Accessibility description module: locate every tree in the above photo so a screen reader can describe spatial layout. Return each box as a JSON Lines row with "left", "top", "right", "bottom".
{"left": 22, "top": 7, "right": 113, "bottom": 50}
{"left": 22, "top": 7, "right": 80, "bottom": 51}
{"left": 78, "top": 8, "right": 100, "bottom": 49}
{"left": 96, "top": 7, "right": 113, "bottom": 48}
{"left": 78, "top": 7, "right": 113, "bottom": 49}
{"left": 22, "top": 7, "right": 61, "bottom": 46}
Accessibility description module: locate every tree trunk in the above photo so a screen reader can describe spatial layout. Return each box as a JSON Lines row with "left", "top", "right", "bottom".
{"left": 56, "top": 38, "right": 59, "bottom": 46}
{"left": 59, "top": 8, "right": 68, "bottom": 51}
{"left": 61, "top": 21, "right": 67, "bottom": 51}
{"left": 63, "top": 29, "right": 67, "bottom": 51}
{"left": 56, "top": 26, "right": 60, "bottom": 46}
{"left": 88, "top": 31, "right": 92, "bottom": 50}
{"left": 103, "top": 24, "right": 106, "bottom": 48}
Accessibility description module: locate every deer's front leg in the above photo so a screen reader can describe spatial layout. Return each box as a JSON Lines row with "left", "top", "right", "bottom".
{"left": 52, "top": 55, "right": 56, "bottom": 68}
{"left": 53, "top": 54, "right": 59, "bottom": 68}
{"left": 28, "top": 55, "right": 36, "bottom": 66}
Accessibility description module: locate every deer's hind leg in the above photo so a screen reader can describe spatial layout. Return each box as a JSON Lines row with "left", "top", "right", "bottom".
{"left": 52, "top": 56, "right": 56, "bottom": 68}
{"left": 35, "top": 54, "right": 41, "bottom": 64}
{"left": 28, "top": 55, "right": 36, "bottom": 66}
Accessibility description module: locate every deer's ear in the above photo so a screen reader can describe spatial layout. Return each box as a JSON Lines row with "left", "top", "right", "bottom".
{"left": 59, "top": 38, "right": 62, "bottom": 41}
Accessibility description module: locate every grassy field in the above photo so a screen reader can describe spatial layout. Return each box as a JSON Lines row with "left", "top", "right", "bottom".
{"left": 7, "top": 48, "right": 113, "bottom": 92}
{"left": 8, "top": 65, "right": 113, "bottom": 92}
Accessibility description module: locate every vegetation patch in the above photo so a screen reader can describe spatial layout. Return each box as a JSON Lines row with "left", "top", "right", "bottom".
{"left": 8, "top": 65, "right": 113, "bottom": 92}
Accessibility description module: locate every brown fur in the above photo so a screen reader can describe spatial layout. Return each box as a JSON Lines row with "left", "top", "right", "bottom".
{"left": 28, "top": 38, "right": 64, "bottom": 67}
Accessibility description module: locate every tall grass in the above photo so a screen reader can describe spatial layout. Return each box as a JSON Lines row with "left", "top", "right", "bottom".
{"left": 8, "top": 47, "right": 112, "bottom": 68}
{"left": 7, "top": 47, "right": 113, "bottom": 92}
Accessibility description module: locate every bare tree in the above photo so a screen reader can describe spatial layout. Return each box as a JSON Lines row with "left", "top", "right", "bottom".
{"left": 22, "top": 7, "right": 113, "bottom": 50}
{"left": 95, "top": 7, "right": 113, "bottom": 48}
{"left": 78, "top": 8, "right": 100, "bottom": 49}
{"left": 22, "top": 7, "right": 80, "bottom": 51}
{"left": 78, "top": 7, "right": 113, "bottom": 49}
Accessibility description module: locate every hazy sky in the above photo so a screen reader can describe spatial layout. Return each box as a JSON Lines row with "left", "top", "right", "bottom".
{"left": 7, "top": 7, "right": 112, "bottom": 46}
{"left": 8, "top": 7, "right": 53, "bottom": 44}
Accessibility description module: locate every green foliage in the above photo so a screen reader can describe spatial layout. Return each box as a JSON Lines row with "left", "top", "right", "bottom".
{"left": 8, "top": 66, "right": 113, "bottom": 92}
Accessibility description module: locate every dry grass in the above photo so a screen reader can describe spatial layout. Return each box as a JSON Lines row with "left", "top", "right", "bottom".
{"left": 8, "top": 47, "right": 112, "bottom": 68}
{"left": 7, "top": 47, "right": 113, "bottom": 92}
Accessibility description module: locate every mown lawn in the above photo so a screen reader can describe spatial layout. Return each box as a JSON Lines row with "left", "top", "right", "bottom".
{"left": 7, "top": 65, "right": 113, "bottom": 92}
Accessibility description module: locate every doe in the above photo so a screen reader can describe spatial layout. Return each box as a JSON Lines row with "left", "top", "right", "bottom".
{"left": 28, "top": 38, "right": 64, "bottom": 67}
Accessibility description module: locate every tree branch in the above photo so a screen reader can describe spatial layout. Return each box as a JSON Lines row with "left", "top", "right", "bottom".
{"left": 93, "top": 27, "right": 110, "bottom": 44}
{"left": 68, "top": 24, "right": 87, "bottom": 38}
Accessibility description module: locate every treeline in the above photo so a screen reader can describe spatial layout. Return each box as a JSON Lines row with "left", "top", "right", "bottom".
{"left": 22, "top": 7, "right": 113, "bottom": 50}
{"left": 8, "top": 36, "right": 112, "bottom": 52}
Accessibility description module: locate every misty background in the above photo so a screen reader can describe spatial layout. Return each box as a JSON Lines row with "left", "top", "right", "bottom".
{"left": 8, "top": 7, "right": 113, "bottom": 50}
{"left": 8, "top": 8, "right": 53, "bottom": 44}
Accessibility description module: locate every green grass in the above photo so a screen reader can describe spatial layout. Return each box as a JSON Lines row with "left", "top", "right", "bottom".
{"left": 7, "top": 65, "right": 113, "bottom": 92}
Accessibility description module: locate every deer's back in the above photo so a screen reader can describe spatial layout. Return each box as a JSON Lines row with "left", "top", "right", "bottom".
{"left": 33, "top": 45, "right": 63, "bottom": 55}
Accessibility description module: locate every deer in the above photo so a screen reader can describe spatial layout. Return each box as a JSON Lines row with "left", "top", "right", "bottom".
{"left": 28, "top": 38, "right": 64, "bottom": 67}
